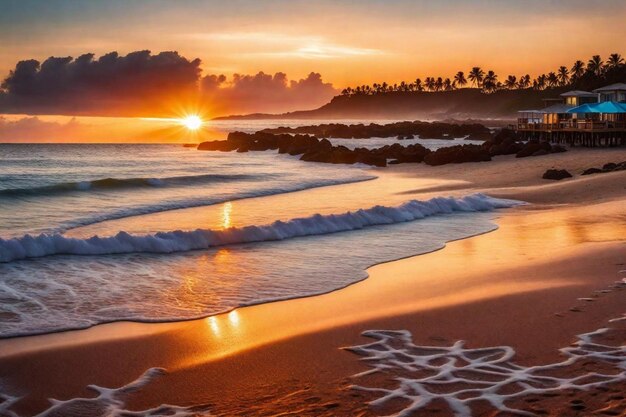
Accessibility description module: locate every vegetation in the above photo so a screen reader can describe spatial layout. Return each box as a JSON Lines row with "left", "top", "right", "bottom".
{"left": 339, "top": 53, "right": 625, "bottom": 96}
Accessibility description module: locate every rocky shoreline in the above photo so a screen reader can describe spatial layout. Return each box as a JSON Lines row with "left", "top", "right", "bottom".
{"left": 198, "top": 122, "right": 566, "bottom": 167}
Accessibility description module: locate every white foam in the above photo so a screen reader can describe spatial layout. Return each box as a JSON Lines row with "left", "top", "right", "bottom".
{"left": 0, "top": 193, "right": 521, "bottom": 263}
{"left": 345, "top": 321, "right": 626, "bottom": 417}
{"left": 1, "top": 368, "right": 212, "bottom": 417}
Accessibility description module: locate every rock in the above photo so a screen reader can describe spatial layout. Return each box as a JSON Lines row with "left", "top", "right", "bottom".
{"left": 516, "top": 141, "right": 543, "bottom": 158}
{"left": 602, "top": 162, "right": 618, "bottom": 171}
{"left": 492, "top": 128, "right": 520, "bottom": 144}
{"left": 551, "top": 144, "right": 567, "bottom": 153}
{"left": 197, "top": 140, "right": 238, "bottom": 151}
{"left": 581, "top": 167, "right": 603, "bottom": 175}
{"left": 542, "top": 169, "right": 572, "bottom": 180}
{"left": 532, "top": 149, "right": 549, "bottom": 156}
{"left": 424, "top": 144, "right": 491, "bottom": 166}
{"left": 356, "top": 153, "right": 387, "bottom": 167}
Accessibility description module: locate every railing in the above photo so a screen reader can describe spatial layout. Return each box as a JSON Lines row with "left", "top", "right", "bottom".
{"left": 517, "top": 120, "right": 626, "bottom": 131}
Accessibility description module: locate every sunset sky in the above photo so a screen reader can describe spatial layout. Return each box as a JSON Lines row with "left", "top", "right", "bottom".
{"left": 1, "top": 0, "right": 625, "bottom": 140}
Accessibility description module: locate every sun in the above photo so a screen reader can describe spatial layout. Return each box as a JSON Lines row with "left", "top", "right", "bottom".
{"left": 181, "top": 115, "right": 203, "bottom": 130}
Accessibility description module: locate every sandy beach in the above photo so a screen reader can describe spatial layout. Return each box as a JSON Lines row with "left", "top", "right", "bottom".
{"left": 1, "top": 148, "right": 625, "bottom": 416}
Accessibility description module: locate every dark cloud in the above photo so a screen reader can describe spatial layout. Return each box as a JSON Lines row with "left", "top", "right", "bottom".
{"left": 0, "top": 50, "right": 338, "bottom": 117}
{"left": 0, "top": 51, "right": 202, "bottom": 116}
{"left": 200, "top": 71, "right": 338, "bottom": 115}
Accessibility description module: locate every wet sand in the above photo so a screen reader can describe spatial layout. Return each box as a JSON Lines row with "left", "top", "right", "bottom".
{"left": 0, "top": 148, "right": 625, "bottom": 416}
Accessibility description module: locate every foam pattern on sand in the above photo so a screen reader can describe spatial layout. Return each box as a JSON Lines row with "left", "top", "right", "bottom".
{"left": 0, "top": 193, "right": 520, "bottom": 263}
{"left": 345, "top": 323, "right": 626, "bottom": 417}
{"left": 0, "top": 368, "right": 212, "bottom": 417}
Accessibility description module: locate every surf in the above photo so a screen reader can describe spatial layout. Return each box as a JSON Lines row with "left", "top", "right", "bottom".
{"left": 0, "top": 193, "right": 522, "bottom": 263}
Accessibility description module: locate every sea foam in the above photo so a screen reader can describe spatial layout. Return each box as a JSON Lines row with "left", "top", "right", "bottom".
{"left": 0, "top": 193, "right": 521, "bottom": 263}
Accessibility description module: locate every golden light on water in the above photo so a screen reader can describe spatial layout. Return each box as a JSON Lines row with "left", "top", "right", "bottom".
{"left": 222, "top": 202, "right": 232, "bottom": 229}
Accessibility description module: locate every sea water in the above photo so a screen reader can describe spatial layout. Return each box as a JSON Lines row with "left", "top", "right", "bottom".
{"left": 0, "top": 123, "right": 515, "bottom": 337}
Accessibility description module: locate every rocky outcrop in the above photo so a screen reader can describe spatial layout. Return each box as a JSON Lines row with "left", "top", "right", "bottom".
{"left": 197, "top": 126, "right": 569, "bottom": 168}
{"left": 259, "top": 121, "right": 492, "bottom": 140}
{"left": 542, "top": 169, "right": 572, "bottom": 180}
{"left": 424, "top": 144, "right": 491, "bottom": 166}
{"left": 515, "top": 140, "right": 566, "bottom": 158}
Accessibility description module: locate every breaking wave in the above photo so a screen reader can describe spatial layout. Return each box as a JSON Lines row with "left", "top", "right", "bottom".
{"left": 0, "top": 194, "right": 521, "bottom": 263}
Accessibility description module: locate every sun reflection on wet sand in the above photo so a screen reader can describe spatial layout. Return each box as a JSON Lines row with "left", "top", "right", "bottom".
{"left": 169, "top": 199, "right": 625, "bottom": 368}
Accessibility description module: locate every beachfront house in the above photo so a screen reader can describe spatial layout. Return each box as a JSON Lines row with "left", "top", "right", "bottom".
{"left": 516, "top": 83, "right": 626, "bottom": 146}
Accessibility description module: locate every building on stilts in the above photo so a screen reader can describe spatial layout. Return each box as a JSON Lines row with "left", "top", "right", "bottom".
{"left": 516, "top": 83, "right": 626, "bottom": 147}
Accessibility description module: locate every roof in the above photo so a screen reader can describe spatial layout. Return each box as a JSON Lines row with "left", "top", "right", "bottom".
{"left": 567, "top": 101, "right": 626, "bottom": 114}
{"left": 560, "top": 90, "right": 596, "bottom": 98}
{"left": 518, "top": 104, "right": 573, "bottom": 114}
{"left": 592, "top": 83, "right": 626, "bottom": 93}
{"left": 540, "top": 103, "right": 574, "bottom": 114}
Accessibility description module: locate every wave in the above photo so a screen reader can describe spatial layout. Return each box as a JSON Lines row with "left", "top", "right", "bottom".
{"left": 0, "top": 194, "right": 522, "bottom": 263}
{"left": 0, "top": 173, "right": 262, "bottom": 197}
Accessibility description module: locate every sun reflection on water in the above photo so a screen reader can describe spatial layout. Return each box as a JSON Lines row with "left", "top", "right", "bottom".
{"left": 222, "top": 202, "right": 232, "bottom": 229}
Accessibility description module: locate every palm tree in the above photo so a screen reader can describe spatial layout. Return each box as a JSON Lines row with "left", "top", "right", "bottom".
{"left": 557, "top": 66, "right": 569, "bottom": 86}
{"left": 547, "top": 72, "right": 558, "bottom": 88}
{"left": 503, "top": 75, "right": 517, "bottom": 89}
{"left": 519, "top": 74, "right": 531, "bottom": 89}
{"left": 381, "top": 82, "right": 388, "bottom": 93}
{"left": 587, "top": 55, "right": 603, "bottom": 77}
{"left": 606, "top": 53, "right": 624, "bottom": 70}
{"left": 424, "top": 77, "right": 435, "bottom": 91}
{"left": 482, "top": 70, "right": 498, "bottom": 93}
{"left": 535, "top": 74, "right": 547, "bottom": 90}
{"left": 453, "top": 71, "right": 467, "bottom": 88}
{"left": 414, "top": 78, "right": 423, "bottom": 91}
{"left": 443, "top": 78, "right": 453, "bottom": 91}
{"left": 434, "top": 77, "right": 443, "bottom": 91}
{"left": 570, "top": 60, "right": 585, "bottom": 82}
{"left": 468, "top": 67, "right": 484, "bottom": 88}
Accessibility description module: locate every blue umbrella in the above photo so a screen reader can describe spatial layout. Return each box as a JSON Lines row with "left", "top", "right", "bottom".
{"left": 567, "top": 101, "right": 626, "bottom": 113}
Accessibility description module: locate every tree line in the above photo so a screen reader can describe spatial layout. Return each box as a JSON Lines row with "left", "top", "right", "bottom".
{"left": 340, "top": 53, "right": 625, "bottom": 96}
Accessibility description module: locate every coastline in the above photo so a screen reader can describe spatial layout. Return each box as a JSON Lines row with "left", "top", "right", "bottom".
{"left": 0, "top": 148, "right": 625, "bottom": 416}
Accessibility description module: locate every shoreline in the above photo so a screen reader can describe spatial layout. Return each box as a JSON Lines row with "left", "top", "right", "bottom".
{"left": 0, "top": 148, "right": 625, "bottom": 416}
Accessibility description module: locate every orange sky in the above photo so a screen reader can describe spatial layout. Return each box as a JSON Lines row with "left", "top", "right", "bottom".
{"left": 1, "top": 1, "right": 626, "bottom": 141}
{"left": 2, "top": 0, "right": 626, "bottom": 88}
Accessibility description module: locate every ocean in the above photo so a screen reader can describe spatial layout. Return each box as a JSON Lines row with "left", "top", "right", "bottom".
{"left": 0, "top": 122, "right": 516, "bottom": 337}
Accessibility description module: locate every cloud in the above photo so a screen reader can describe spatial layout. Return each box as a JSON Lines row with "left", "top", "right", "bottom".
{"left": 0, "top": 50, "right": 202, "bottom": 116}
{"left": 0, "top": 116, "right": 83, "bottom": 142}
{"left": 200, "top": 71, "right": 338, "bottom": 115}
{"left": 0, "top": 50, "right": 339, "bottom": 117}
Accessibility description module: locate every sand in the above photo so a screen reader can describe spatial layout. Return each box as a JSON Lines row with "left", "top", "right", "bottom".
{"left": 0, "top": 148, "right": 625, "bottom": 416}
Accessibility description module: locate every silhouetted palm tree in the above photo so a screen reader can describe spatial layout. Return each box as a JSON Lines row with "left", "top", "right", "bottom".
{"left": 414, "top": 78, "right": 423, "bottom": 91}
{"left": 519, "top": 74, "right": 531, "bottom": 89}
{"left": 504, "top": 75, "right": 517, "bottom": 89}
{"left": 468, "top": 67, "right": 484, "bottom": 88}
{"left": 557, "top": 66, "right": 569, "bottom": 86}
{"left": 606, "top": 53, "right": 624, "bottom": 70}
{"left": 443, "top": 78, "right": 453, "bottom": 91}
{"left": 587, "top": 55, "right": 604, "bottom": 77}
{"left": 536, "top": 74, "right": 547, "bottom": 90}
{"left": 547, "top": 72, "right": 558, "bottom": 87}
{"left": 482, "top": 70, "right": 498, "bottom": 92}
{"left": 435, "top": 77, "right": 443, "bottom": 91}
{"left": 424, "top": 77, "right": 435, "bottom": 91}
{"left": 570, "top": 60, "right": 585, "bottom": 82}
{"left": 453, "top": 71, "right": 467, "bottom": 88}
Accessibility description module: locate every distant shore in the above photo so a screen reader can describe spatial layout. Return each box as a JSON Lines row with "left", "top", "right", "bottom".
{"left": 0, "top": 147, "right": 624, "bottom": 416}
